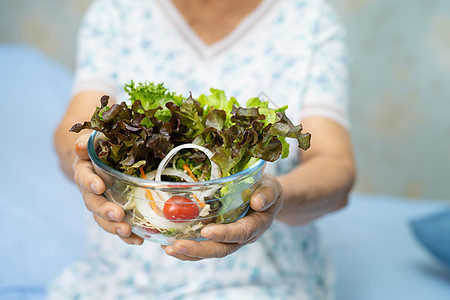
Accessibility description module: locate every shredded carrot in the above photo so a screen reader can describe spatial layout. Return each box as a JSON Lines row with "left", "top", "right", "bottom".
{"left": 139, "top": 167, "right": 158, "bottom": 212}
{"left": 139, "top": 166, "right": 147, "bottom": 179}
{"left": 183, "top": 164, "right": 198, "bottom": 182}
{"left": 145, "top": 190, "right": 159, "bottom": 212}
{"left": 192, "top": 194, "right": 205, "bottom": 209}
{"left": 182, "top": 166, "right": 204, "bottom": 209}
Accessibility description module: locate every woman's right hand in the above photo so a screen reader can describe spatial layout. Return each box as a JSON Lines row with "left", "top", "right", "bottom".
{"left": 73, "top": 133, "right": 144, "bottom": 245}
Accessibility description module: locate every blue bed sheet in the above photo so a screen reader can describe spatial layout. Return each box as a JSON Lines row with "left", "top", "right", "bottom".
{"left": 318, "top": 194, "right": 450, "bottom": 300}
{"left": 1, "top": 44, "right": 449, "bottom": 300}
{"left": 0, "top": 44, "right": 87, "bottom": 300}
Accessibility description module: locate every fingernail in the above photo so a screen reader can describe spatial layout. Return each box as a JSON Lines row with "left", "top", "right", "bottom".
{"left": 258, "top": 194, "right": 266, "bottom": 209}
{"left": 176, "top": 246, "right": 187, "bottom": 254}
{"left": 132, "top": 239, "right": 142, "bottom": 245}
{"left": 76, "top": 142, "right": 86, "bottom": 151}
{"left": 91, "top": 182, "right": 98, "bottom": 193}
{"left": 108, "top": 211, "right": 118, "bottom": 221}
{"left": 202, "top": 228, "right": 215, "bottom": 239}
{"left": 117, "top": 227, "right": 127, "bottom": 237}
{"left": 165, "top": 246, "right": 175, "bottom": 255}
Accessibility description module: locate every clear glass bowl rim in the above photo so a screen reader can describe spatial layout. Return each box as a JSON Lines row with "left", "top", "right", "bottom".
{"left": 87, "top": 131, "right": 266, "bottom": 188}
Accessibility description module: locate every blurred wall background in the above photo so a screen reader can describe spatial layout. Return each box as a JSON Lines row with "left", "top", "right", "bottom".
{"left": 1, "top": 0, "right": 449, "bottom": 200}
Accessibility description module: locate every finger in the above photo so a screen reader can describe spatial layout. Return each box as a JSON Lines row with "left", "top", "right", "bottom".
{"left": 74, "top": 158, "right": 105, "bottom": 194}
{"left": 119, "top": 233, "right": 144, "bottom": 246}
{"left": 250, "top": 174, "right": 283, "bottom": 211}
{"left": 93, "top": 213, "right": 132, "bottom": 237}
{"left": 201, "top": 210, "right": 273, "bottom": 244}
{"left": 163, "top": 245, "right": 203, "bottom": 261}
{"left": 74, "top": 133, "right": 91, "bottom": 160}
{"left": 81, "top": 189, "right": 124, "bottom": 221}
{"left": 167, "top": 239, "right": 241, "bottom": 259}
{"left": 93, "top": 213, "right": 144, "bottom": 245}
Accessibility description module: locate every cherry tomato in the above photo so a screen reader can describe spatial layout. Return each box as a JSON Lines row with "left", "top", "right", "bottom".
{"left": 137, "top": 223, "right": 160, "bottom": 238}
{"left": 163, "top": 196, "right": 199, "bottom": 222}
{"left": 142, "top": 223, "right": 160, "bottom": 234}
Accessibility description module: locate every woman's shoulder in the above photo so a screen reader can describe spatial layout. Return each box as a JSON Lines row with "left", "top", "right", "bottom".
{"left": 82, "top": 0, "right": 158, "bottom": 27}
{"left": 281, "top": 0, "right": 341, "bottom": 18}
{"left": 280, "top": 0, "right": 345, "bottom": 38}
{"left": 85, "top": 0, "right": 152, "bottom": 15}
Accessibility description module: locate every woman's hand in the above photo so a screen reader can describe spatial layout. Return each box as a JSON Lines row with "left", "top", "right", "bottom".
{"left": 72, "top": 133, "right": 144, "bottom": 245}
{"left": 162, "top": 174, "right": 284, "bottom": 261}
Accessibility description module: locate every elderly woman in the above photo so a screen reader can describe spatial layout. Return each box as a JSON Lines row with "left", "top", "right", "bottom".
{"left": 51, "top": 0, "right": 355, "bottom": 298}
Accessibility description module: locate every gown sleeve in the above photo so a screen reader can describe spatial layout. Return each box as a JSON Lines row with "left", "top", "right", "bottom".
{"left": 71, "top": 0, "right": 122, "bottom": 98}
{"left": 300, "top": 2, "right": 351, "bottom": 128}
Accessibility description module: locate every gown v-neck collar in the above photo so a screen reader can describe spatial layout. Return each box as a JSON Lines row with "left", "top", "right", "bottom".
{"left": 156, "top": 0, "right": 278, "bottom": 59}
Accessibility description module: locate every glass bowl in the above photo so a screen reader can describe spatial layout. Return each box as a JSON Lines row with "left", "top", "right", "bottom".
{"left": 87, "top": 131, "right": 266, "bottom": 245}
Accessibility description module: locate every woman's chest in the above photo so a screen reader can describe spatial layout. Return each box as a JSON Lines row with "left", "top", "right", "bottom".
{"left": 115, "top": 0, "right": 315, "bottom": 120}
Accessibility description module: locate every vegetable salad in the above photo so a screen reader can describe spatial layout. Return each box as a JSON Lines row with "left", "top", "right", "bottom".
{"left": 72, "top": 82, "right": 310, "bottom": 241}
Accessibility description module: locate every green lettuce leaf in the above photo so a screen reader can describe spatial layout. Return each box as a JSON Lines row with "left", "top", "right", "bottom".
{"left": 70, "top": 82, "right": 311, "bottom": 178}
{"left": 197, "top": 88, "right": 240, "bottom": 128}
{"left": 124, "top": 80, "right": 183, "bottom": 122}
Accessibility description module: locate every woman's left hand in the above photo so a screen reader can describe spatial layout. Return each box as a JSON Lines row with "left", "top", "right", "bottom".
{"left": 162, "top": 174, "right": 284, "bottom": 261}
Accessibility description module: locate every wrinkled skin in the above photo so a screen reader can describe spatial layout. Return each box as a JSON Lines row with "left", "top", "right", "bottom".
{"left": 73, "top": 133, "right": 284, "bottom": 260}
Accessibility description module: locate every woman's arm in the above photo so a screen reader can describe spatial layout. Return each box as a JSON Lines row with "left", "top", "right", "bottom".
{"left": 163, "top": 116, "right": 355, "bottom": 261}
{"left": 54, "top": 91, "right": 107, "bottom": 180}
{"left": 277, "top": 116, "right": 356, "bottom": 225}
{"left": 53, "top": 91, "right": 144, "bottom": 245}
